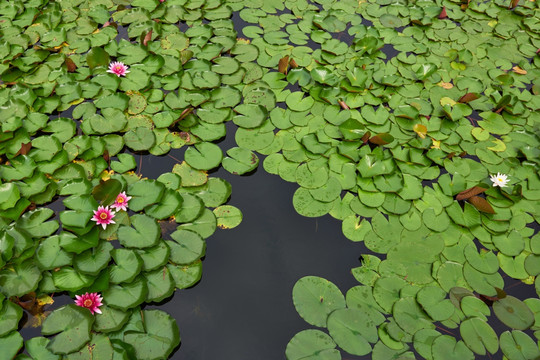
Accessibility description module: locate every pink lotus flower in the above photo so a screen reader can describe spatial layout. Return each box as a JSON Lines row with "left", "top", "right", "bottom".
{"left": 111, "top": 191, "right": 132, "bottom": 212}
{"left": 91, "top": 205, "right": 116, "bottom": 230}
{"left": 106, "top": 61, "right": 129, "bottom": 77}
{"left": 75, "top": 292, "right": 103, "bottom": 314}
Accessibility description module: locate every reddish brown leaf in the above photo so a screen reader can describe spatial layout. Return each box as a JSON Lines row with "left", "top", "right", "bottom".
{"left": 361, "top": 131, "right": 371, "bottom": 144}
{"left": 15, "top": 142, "right": 32, "bottom": 156}
{"left": 468, "top": 196, "right": 495, "bottom": 214}
{"left": 510, "top": 0, "right": 519, "bottom": 9}
{"left": 439, "top": 6, "right": 447, "bottom": 19}
{"left": 278, "top": 56, "right": 289, "bottom": 74}
{"left": 103, "top": 150, "right": 110, "bottom": 163}
{"left": 338, "top": 100, "right": 349, "bottom": 110}
{"left": 289, "top": 58, "right": 298, "bottom": 68}
{"left": 369, "top": 133, "right": 394, "bottom": 145}
{"left": 65, "top": 58, "right": 77, "bottom": 72}
{"left": 456, "top": 186, "right": 488, "bottom": 201}
{"left": 102, "top": 21, "right": 110, "bottom": 28}
{"left": 143, "top": 29, "right": 153, "bottom": 46}
{"left": 458, "top": 92, "right": 479, "bottom": 103}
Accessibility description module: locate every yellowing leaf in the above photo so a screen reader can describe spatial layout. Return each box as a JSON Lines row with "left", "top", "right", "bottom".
{"left": 471, "top": 127, "right": 490, "bottom": 141}
{"left": 431, "top": 139, "right": 441, "bottom": 149}
{"left": 440, "top": 97, "right": 457, "bottom": 106}
{"left": 437, "top": 81, "right": 453, "bottom": 89}
{"left": 512, "top": 66, "right": 527, "bottom": 75}
{"left": 413, "top": 124, "right": 427, "bottom": 139}
{"left": 237, "top": 38, "right": 251, "bottom": 44}
{"left": 37, "top": 295, "right": 54, "bottom": 306}
{"left": 487, "top": 139, "right": 506, "bottom": 152}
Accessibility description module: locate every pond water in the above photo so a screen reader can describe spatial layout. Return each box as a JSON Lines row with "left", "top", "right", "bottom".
{"left": 139, "top": 122, "right": 363, "bottom": 359}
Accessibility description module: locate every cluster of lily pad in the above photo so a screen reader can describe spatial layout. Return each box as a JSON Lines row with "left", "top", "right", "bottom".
{"left": 0, "top": 0, "right": 245, "bottom": 358}
{"left": 231, "top": 0, "right": 538, "bottom": 359}
{"left": 0, "top": 0, "right": 539, "bottom": 359}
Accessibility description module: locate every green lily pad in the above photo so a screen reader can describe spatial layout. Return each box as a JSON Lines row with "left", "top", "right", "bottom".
{"left": 214, "top": 205, "right": 243, "bottom": 229}
{"left": 41, "top": 305, "right": 94, "bottom": 355}
{"left": 327, "top": 308, "right": 377, "bottom": 356}
{"left": 102, "top": 277, "right": 148, "bottom": 311}
{"left": 0, "top": 260, "right": 41, "bottom": 297}
{"left": 0, "top": 331, "right": 23, "bottom": 359}
{"left": 184, "top": 142, "right": 223, "bottom": 171}
{"left": 431, "top": 335, "right": 474, "bottom": 360}
{"left": 25, "top": 337, "right": 61, "bottom": 360}
{"left": 123, "top": 310, "right": 180, "bottom": 360}
{"left": 0, "top": 300, "right": 23, "bottom": 337}
{"left": 292, "top": 276, "right": 346, "bottom": 327}
{"left": 118, "top": 214, "right": 160, "bottom": 249}
{"left": 222, "top": 147, "right": 259, "bottom": 175}
{"left": 109, "top": 248, "right": 143, "bottom": 284}
{"left": 64, "top": 333, "right": 113, "bottom": 360}
{"left": 285, "top": 329, "right": 340, "bottom": 360}
{"left": 459, "top": 317, "right": 498, "bottom": 356}
{"left": 93, "top": 305, "right": 130, "bottom": 333}
{"left": 499, "top": 330, "right": 540, "bottom": 360}
{"left": 168, "top": 262, "right": 202, "bottom": 289}
{"left": 493, "top": 296, "right": 534, "bottom": 330}
{"left": 167, "top": 229, "right": 205, "bottom": 265}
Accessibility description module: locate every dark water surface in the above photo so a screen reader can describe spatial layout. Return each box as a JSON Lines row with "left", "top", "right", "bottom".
{"left": 140, "top": 123, "right": 365, "bottom": 359}
{"left": 149, "top": 167, "right": 363, "bottom": 359}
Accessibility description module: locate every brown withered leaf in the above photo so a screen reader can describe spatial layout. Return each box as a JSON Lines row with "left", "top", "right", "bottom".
{"left": 65, "top": 58, "right": 77, "bottom": 72}
{"left": 338, "top": 100, "right": 349, "bottom": 110}
{"left": 278, "top": 56, "right": 289, "bottom": 74}
{"left": 458, "top": 92, "right": 479, "bottom": 103}
{"left": 369, "top": 133, "right": 394, "bottom": 145}
{"left": 468, "top": 195, "right": 495, "bottom": 214}
{"left": 289, "top": 58, "right": 298, "bottom": 68}
{"left": 143, "top": 29, "right": 153, "bottom": 46}
{"left": 15, "top": 142, "right": 32, "bottom": 156}
{"left": 456, "top": 186, "right": 488, "bottom": 201}
{"left": 439, "top": 6, "right": 447, "bottom": 19}
{"left": 510, "top": 0, "right": 519, "bottom": 8}
{"left": 103, "top": 149, "right": 110, "bottom": 163}
{"left": 361, "top": 131, "right": 371, "bottom": 144}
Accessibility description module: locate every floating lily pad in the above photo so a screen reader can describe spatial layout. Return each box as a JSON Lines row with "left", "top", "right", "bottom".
{"left": 41, "top": 305, "right": 94, "bottom": 355}
{"left": 123, "top": 310, "right": 180, "bottom": 360}
{"left": 285, "top": 329, "right": 340, "bottom": 360}
{"left": 493, "top": 296, "right": 534, "bottom": 330}
{"left": 327, "top": 308, "right": 377, "bottom": 356}
{"left": 292, "top": 276, "right": 346, "bottom": 327}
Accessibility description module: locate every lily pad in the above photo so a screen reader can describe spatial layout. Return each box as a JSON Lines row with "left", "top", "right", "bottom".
{"left": 292, "top": 276, "right": 346, "bottom": 327}
{"left": 41, "top": 305, "right": 94, "bottom": 355}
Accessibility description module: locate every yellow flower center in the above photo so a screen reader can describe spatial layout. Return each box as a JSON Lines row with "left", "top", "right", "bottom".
{"left": 115, "top": 66, "right": 122, "bottom": 71}
{"left": 84, "top": 299, "right": 93, "bottom": 307}
{"left": 99, "top": 212, "right": 108, "bottom": 220}
{"left": 498, "top": 178, "right": 503, "bottom": 182}
{"left": 117, "top": 197, "right": 124, "bottom": 203}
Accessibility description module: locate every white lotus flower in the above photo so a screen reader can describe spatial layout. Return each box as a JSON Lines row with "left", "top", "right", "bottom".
{"left": 489, "top": 173, "right": 509, "bottom": 187}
